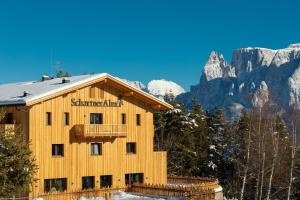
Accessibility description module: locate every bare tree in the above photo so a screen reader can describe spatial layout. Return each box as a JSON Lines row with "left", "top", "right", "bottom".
{"left": 239, "top": 114, "right": 252, "bottom": 200}
{"left": 266, "top": 121, "right": 280, "bottom": 200}
{"left": 287, "top": 121, "right": 297, "bottom": 200}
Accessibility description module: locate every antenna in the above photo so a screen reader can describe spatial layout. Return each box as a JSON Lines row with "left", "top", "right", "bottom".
{"left": 55, "top": 61, "right": 62, "bottom": 72}
{"left": 50, "top": 49, "right": 53, "bottom": 73}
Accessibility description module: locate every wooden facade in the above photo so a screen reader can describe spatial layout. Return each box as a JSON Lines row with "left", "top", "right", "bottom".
{"left": 0, "top": 75, "right": 172, "bottom": 197}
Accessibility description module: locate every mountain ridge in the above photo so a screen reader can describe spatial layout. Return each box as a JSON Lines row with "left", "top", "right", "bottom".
{"left": 178, "top": 43, "right": 300, "bottom": 119}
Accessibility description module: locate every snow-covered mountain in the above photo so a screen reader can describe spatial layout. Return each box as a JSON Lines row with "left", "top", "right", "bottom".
{"left": 121, "top": 79, "right": 185, "bottom": 99}
{"left": 147, "top": 79, "right": 185, "bottom": 99}
{"left": 178, "top": 44, "right": 300, "bottom": 119}
{"left": 121, "top": 79, "right": 146, "bottom": 90}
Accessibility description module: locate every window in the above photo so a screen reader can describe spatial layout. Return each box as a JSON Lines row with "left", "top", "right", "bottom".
{"left": 91, "top": 143, "right": 102, "bottom": 155}
{"left": 125, "top": 173, "right": 144, "bottom": 185}
{"left": 90, "top": 113, "right": 103, "bottom": 124}
{"left": 121, "top": 113, "right": 126, "bottom": 124}
{"left": 82, "top": 176, "right": 95, "bottom": 190}
{"left": 100, "top": 175, "right": 112, "bottom": 188}
{"left": 136, "top": 114, "right": 141, "bottom": 126}
{"left": 52, "top": 144, "right": 64, "bottom": 156}
{"left": 44, "top": 178, "right": 67, "bottom": 192}
{"left": 64, "top": 112, "right": 69, "bottom": 126}
{"left": 90, "top": 86, "right": 95, "bottom": 98}
{"left": 126, "top": 142, "right": 136, "bottom": 154}
{"left": 6, "top": 113, "right": 13, "bottom": 124}
{"left": 46, "top": 112, "right": 52, "bottom": 126}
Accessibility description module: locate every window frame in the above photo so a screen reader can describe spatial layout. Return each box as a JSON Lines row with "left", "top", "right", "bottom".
{"left": 91, "top": 143, "right": 102, "bottom": 156}
{"left": 126, "top": 142, "right": 136, "bottom": 154}
{"left": 6, "top": 113, "right": 13, "bottom": 124}
{"left": 64, "top": 112, "right": 70, "bottom": 126}
{"left": 52, "top": 144, "right": 64, "bottom": 157}
{"left": 90, "top": 113, "right": 103, "bottom": 124}
{"left": 125, "top": 173, "right": 144, "bottom": 185}
{"left": 136, "top": 114, "right": 141, "bottom": 126}
{"left": 100, "top": 175, "right": 113, "bottom": 188}
{"left": 121, "top": 113, "right": 126, "bottom": 124}
{"left": 82, "top": 176, "right": 95, "bottom": 190}
{"left": 44, "top": 178, "right": 67, "bottom": 193}
{"left": 46, "top": 112, "right": 52, "bottom": 126}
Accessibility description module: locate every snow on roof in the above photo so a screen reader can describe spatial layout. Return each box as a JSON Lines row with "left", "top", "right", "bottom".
{"left": 0, "top": 73, "right": 108, "bottom": 106}
{"left": 0, "top": 73, "right": 172, "bottom": 109}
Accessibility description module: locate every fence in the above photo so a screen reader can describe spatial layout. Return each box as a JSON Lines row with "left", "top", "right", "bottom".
{"left": 128, "top": 176, "right": 223, "bottom": 200}
{"left": 0, "top": 177, "right": 223, "bottom": 200}
{"left": 36, "top": 187, "right": 125, "bottom": 200}
{"left": 0, "top": 187, "right": 124, "bottom": 200}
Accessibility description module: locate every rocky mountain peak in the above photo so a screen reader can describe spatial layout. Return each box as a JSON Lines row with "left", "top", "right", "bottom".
{"left": 288, "top": 43, "right": 300, "bottom": 49}
{"left": 206, "top": 51, "right": 225, "bottom": 64}
{"left": 203, "top": 51, "right": 235, "bottom": 81}
{"left": 177, "top": 43, "right": 300, "bottom": 120}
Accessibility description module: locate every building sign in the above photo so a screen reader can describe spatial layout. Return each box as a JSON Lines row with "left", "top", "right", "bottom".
{"left": 71, "top": 98, "right": 123, "bottom": 107}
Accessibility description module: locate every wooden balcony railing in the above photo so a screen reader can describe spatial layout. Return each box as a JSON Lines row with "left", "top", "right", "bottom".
{"left": 74, "top": 124, "right": 127, "bottom": 138}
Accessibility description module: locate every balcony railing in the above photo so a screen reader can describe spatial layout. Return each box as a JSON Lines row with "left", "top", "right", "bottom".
{"left": 74, "top": 124, "right": 127, "bottom": 138}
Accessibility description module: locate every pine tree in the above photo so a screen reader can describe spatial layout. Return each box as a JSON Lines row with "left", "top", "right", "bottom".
{"left": 205, "top": 107, "right": 234, "bottom": 188}
{"left": 56, "top": 70, "right": 71, "bottom": 78}
{"left": 188, "top": 99, "right": 210, "bottom": 176}
{"left": 0, "top": 112, "right": 37, "bottom": 197}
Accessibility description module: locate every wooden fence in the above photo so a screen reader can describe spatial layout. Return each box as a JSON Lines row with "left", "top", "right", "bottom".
{"left": 1, "top": 177, "right": 222, "bottom": 200}
{"left": 33, "top": 187, "right": 124, "bottom": 200}
{"left": 128, "top": 176, "right": 223, "bottom": 200}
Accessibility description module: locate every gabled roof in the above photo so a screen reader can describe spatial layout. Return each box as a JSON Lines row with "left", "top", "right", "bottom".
{"left": 0, "top": 73, "right": 173, "bottom": 109}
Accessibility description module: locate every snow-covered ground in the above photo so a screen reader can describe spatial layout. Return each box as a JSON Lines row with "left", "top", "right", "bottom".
{"left": 36, "top": 191, "right": 183, "bottom": 200}
{"left": 79, "top": 191, "right": 168, "bottom": 199}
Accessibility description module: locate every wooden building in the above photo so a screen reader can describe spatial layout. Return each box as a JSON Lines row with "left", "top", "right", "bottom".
{"left": 0, "top": 73, "right": 173, "bottom": 196}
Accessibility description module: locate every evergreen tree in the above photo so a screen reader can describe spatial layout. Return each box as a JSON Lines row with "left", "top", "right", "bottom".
{"left": 0, "top": 112, "right": 37, "bottom": 197}
{"left": 205, "top": 107, "right": 234, "bottom": 185}
{"left": 188, "top": 99, "right": 210, "bottom": 176}
{"left": 56, "top": 70, "right": 71, "bottom": 78}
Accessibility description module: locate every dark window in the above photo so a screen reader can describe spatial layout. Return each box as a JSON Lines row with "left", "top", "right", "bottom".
{"left": 6, "top": 113, "right": 13, "bottom": 124}
{"left": 125, "top": 173, "right": 144, "bottom": 185}
{"left": 52, "top": 144, "right": 64, "bottom": 156}
{"left": 82, "top": 176, "right": 95, "bottom": 190}
{"left": 91, "top": 143, "right": 102, "bottom": 155}
{"left": 126, "top": 142, "right": 136, "bottom": 154}
{"left": 100, "top": 175, "right": 112, "bottom": 188}
{"left": 46, "top": 112, "right": 52, "bottom": 126}
{"left": 121, "top": 113, "right": 126, "bottom": 124}
{"left": 136, "top": 114, "right": 141, "bottom": 126}
{"left": 64, "top": 112, "right": 69, "bottom": 125}
{"left": 44, "top": 178, "right": 67, "bottom": 193}
{"left": 90, "top": 113, "right": 103, "bottom": 124}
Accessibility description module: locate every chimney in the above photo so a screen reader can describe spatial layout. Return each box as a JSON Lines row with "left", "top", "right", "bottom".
{"left": 42, "top": 75, "right": 51, "bottom": 81}
{"left": 23, "top": 91, "right": 30, "bottom": 97}
{"left": 62, "top": 77, "right": 70, "bottom": 84}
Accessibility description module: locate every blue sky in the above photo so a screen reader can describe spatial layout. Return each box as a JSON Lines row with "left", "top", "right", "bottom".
{"left": 0, "top": 0, "right": 299, "bottom": 90}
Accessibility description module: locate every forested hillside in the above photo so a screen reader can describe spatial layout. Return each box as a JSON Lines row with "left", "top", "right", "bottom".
{"left": 154, "top": 96, "right": 300, "bottom": 199}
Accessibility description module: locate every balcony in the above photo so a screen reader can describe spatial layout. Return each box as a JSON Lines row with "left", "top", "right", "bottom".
{"left": 74, "top": 124, "right": 127, "bottom": 138}
{"left": 0, "top": 124, "right": 16, "bottom": 136}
